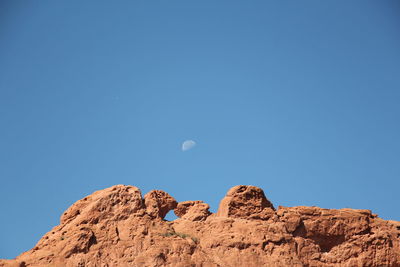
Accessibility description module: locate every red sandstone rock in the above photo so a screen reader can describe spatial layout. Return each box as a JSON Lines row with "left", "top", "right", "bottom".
{"left": 144, "top": 190, "right": 177, "bottom": 219}
{"left": 174, "top": 200, "right": 211, "bottom": 221}
{"left": 1, "top": 185, "right": 399, "bottom": 267}
{"left": 216, "top": 185, "right": 275, "bottom": 220}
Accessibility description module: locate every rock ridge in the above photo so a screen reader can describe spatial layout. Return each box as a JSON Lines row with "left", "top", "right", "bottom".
{"left": 1, "top": 184, "right": 399, "bottom": 267}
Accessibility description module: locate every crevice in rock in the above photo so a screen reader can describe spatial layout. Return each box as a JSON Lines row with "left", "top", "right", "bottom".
{"left": 88, "top": 234, "right": 97, "bottom": 249}
{"left": 115, "top": 226, "right": 120, "bottom": 241}
{"left": 355, "top": 227, "right": 371, "bottom": 236}
{"left": 262, "top": 238, "right": 286, "bottom": 250}
{"left": 228, "top": 242, "right": 252, "bottom": 250}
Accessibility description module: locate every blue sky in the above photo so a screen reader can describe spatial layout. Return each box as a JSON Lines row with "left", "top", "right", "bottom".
{"left": 1, "top": 1, "right": 399, "bottom": 259}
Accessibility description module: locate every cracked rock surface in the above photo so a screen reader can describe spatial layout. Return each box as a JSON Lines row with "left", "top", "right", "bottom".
{"left": 1, "top": 185, "right": 399, "bottom": 267}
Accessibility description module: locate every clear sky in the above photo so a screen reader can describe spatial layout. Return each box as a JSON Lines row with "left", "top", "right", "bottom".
{"left": 1, "top": 1, "right": 399, "bottom": 259}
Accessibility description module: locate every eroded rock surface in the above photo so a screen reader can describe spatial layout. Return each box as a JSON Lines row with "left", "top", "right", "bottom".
{"left": 216, "top": 185, "right": 275, "bottom": 220}
{"left": 144, "top": 190, "right": 177, "bottom": 219}
{"left": 174, "top": 200, "right": 211, "bottom": 221}
{"left": 1, "top": 185, "right": 399, "bottom": 267}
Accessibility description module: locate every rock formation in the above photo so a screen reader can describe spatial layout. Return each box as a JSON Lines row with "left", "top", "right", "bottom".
{"left": 1, "top": 185, "right": 399, "bottom": 267}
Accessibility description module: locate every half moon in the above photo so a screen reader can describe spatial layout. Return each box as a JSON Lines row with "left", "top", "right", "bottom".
{"left": 182, "top": 140, "right": 196, "bottom": 151}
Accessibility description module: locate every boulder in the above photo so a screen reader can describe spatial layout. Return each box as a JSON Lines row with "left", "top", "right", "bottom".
{"left": 216, "top": 185, "right": 275, "bottom": 220}
{"left": 174, "top": 201, "right": 211, "bottom": 221}
{"left": 144, "top": 190, "right": 177, "bottom": 219}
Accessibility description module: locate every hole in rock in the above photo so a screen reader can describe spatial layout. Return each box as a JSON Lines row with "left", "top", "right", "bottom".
{"left": 164, "top": 210, "right": 178, "bottom": 221}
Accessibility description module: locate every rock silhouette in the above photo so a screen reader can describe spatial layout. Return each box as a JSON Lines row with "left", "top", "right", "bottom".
{"left": 1, "top": 185, "right": 399, "bottom": 267}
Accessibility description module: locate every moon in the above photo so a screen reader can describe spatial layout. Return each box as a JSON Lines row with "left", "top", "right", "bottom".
{"left": 182, "top": 140, "right": 196, "bottom": 151}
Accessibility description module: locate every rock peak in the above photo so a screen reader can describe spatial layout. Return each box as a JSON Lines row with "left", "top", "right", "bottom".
{"left": 217, "top": 185, "right": 275, "bottom": 219}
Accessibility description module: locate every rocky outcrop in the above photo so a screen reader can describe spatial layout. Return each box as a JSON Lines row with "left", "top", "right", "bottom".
{"left": 216, "top": 185, "right": 275, "bottom": 220}
{"left": 174, "top": 201, "right": 211, "bottom": 221}
{"left": 144, "top": 190, "right": 177, "bottom": 219}
{"left": 1, "top": 185, "right": 399, "bottom": 267}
